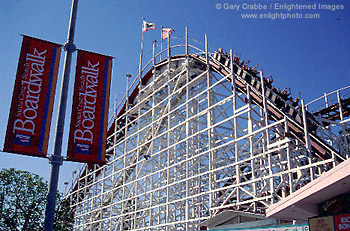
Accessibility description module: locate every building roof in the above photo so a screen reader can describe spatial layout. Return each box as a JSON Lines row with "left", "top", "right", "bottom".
{"left": 266, "top": 158, "right": 350, "bottom": 221}
{"left": 199, "top": 210, "right": 266, "bottom": 228}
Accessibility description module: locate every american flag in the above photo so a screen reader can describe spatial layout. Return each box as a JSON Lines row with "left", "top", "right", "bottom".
{"left": 162, "top": 28, "right": 175, "bottom": 40}
{"left": 143, "top": 21, "right": 156, "bottom": 32}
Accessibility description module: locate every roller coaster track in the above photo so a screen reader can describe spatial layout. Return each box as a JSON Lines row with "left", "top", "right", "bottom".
{"left": 204, "top": 52, "right": 344, "bottom": 161}
{"left": 308, "top": 86, "right": 350, "bottom": 122}
{"left": 67, "top": 43, "right": 349, "bottom": 229}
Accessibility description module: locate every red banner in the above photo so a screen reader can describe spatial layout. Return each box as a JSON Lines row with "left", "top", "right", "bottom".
{"left": 4, "top": 35, "right": 61, "bottom": 157}
{"left": 335, "top": 214, "right": 350, "bottom": 231}
{"left": 67, "top": 50, "right": 112, "bottom": 164}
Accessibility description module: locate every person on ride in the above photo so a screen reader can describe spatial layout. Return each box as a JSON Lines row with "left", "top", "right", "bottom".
{"left": 265, "top": 75, "right": 273, "bottom": 88}
{"left": 292, "top": 91, "right": 301, "bottom": 107}
{"left": 281, "top": 87, "right": 291, "bottom": 101}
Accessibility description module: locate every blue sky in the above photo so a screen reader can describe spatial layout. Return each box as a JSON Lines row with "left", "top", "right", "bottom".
{"left": 0, "top": 0, "right": 349, "bottom": 192}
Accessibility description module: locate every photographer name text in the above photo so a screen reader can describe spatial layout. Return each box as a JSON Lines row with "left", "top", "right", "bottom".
{"left": 217, "top": 3, "right": 344, "bottom": 11}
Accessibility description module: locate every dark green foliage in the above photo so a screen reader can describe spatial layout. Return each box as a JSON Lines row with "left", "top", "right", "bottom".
{"left": 0, "top": 168, "right": 74, "bottom": 231}
{"left": 54, "top": 194, "right": 74, "bottom": 231}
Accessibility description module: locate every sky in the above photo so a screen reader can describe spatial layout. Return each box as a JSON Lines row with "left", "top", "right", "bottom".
{"left": 0, "top": 0, "right": 349, "bottom": 193}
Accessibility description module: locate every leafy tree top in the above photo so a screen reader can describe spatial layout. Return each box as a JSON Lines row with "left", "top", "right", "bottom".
{"left": 0, "top": 168, "right": 73, "bottom": 231}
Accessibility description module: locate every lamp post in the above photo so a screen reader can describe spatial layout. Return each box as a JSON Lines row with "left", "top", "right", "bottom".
{"left": 44, "top": 0, "right": 79, "bottom": 230}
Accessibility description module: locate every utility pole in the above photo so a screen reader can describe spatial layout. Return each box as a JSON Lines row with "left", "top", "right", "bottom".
{"left": 44, "top": 0, "right": 78, "bottom": 230}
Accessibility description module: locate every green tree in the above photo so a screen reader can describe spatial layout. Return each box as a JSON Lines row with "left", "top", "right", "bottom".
{"left": 54, "top": 194, "right": 74, "bottom": 231}
{"left": 0, "top": 168, "right": 74, "bottom": 231}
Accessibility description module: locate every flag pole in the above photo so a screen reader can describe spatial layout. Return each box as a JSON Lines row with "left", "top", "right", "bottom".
{"left": 167, "top": 28, "right": 171, "bottom": 58}
{"left": 44, "top": 0, "right": 78, "bottom": 230}
{"left": 160, "top": 25, "right": 163, "bottom": 62}
{"left": 138, "top": 18, "right": 145, "bottom": 81}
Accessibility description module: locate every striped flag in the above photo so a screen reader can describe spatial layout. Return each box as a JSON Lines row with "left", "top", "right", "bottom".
{"left": 142, "top": 20, "right": 156, "bottom": 32}
{"left": 162, "top": 28, "right": 175, "bottom": 40}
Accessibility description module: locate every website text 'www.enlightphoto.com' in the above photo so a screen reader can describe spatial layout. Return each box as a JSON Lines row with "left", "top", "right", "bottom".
{"left": 215, "top": 1, "right": 345, "bottom": 20}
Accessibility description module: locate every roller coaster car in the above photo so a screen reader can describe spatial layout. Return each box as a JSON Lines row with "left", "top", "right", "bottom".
{"left": 213, "top": 51, "right": 228, "bottom": 65}
{"left": 241, "top": 71, "right": 250, "bottom": 83}
{"left": 254, "top": 79, "right": 262, "bottom": 92}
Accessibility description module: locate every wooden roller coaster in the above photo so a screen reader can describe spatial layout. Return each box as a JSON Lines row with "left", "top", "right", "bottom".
{"left": 66, "top": 40, "right": 349, "bottom": 229}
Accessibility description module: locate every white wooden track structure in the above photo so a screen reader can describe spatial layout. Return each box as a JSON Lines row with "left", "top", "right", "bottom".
{"left": 65, "top": 31, "right": 350, "bottom": 230}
